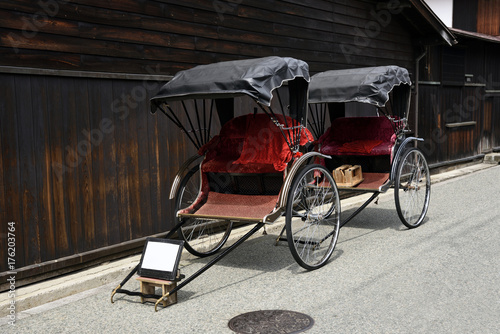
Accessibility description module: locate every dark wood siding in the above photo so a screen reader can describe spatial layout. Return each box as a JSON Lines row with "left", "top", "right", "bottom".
{"left": 0, "top": 72, "right": 198, "bottom": 273}
{"left": 442, "top": 46, "right": 466, "bottom": 84}
{"left": 453, "top": 0, "right": 478, "bottom": 32}
{"left": 453, "top": 0, "right": 500, "bottom": 35}
{"left": 465, "top": 40, "right": 485, "bottom": 84}
{"left": 417, "top": 84, "right": 443, "bottom": 164}
{"left": 418, "top": 82, "right": 486, "bottom": 164}
{"left": 492, "top": 96, "right": 500, "bottom": 148}
{"left": 419, "top": 45, "right": 441, "bottom": 82}
{"left": 418, "top": 32, "right": 500, "bottom": 164}
{"left": 0, "top": 0, "right": 415, "bottom": 75}
{"left": 485, "top": 42, "right": 500, "bottom": 150}
{"left": 485, "top": 44, "right": 500, "bottom": 91}
{"left": 477, "top": 0, "right": 500, "bottom": 35}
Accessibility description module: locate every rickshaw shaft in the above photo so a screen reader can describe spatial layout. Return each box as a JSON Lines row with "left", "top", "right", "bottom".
{"left": 312, "top": 192, "right": 380, "bottom": 249}
{"left": 157, "top": 222, "right": 266, "bottom": 303}
{"left": 112, "top": 221, "right": 266, "bottom": 308}
{"left": 340, "top": 192, "right": 380, "bottom": 228}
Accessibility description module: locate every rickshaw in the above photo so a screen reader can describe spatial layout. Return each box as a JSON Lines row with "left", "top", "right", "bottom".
{"left": 305, "top": 66, "right": 431, "bottom": 230}
{"left": 111, "top": 56, "right": 341, "bottom": 310}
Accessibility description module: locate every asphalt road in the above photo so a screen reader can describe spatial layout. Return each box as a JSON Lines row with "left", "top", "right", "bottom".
{"left": 3, "top": 165, "right": 500, "bottom": 334}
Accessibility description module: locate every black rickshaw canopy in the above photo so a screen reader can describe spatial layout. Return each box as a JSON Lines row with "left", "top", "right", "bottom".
{"left": 150, "top": 56, "right": 310, "bottom": 109}
{"left": 308, "top": 65, "right": 411, "bottom": 108}
{"left": 149, "top": 56, "right": 311, "bottom": 151}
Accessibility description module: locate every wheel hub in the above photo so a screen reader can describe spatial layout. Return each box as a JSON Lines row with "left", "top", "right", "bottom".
{"left": 306, "top": 211, "right": 323, "bottom": 221}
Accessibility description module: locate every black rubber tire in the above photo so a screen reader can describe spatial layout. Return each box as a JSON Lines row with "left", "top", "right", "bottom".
{"left": 394, "top": 148, "right": 431, "bottom": 228}
{"left": 285, "top": 164, "right": 340, "bottom": 270}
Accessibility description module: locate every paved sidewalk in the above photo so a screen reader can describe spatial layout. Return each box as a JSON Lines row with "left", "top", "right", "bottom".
{"left": 0, "top": 160, "right": 497, "bottom": 320}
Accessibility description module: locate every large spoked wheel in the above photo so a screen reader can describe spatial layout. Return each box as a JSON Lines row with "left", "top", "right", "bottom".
{"left": 394, "top": 148, "right": 431, "bottom": 228}
{"left": 174, "top": 166, "right": 232, "bottom": 257}
{"left": 285, "top": 164, "right": 340, "bottom": 270}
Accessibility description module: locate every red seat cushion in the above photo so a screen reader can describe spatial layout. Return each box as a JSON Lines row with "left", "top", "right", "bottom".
{"left": 200, "top": 114, "right": 313, "bottom": 173}
{"left": 319, "top": 117, "right": 395, "bottom": 156}
{"left": 234, "top": 114, "right": 313, "bottom": 171}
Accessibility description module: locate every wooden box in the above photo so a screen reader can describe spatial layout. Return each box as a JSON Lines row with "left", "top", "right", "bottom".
{"left": 333, "top": 164, "right": 363, "bottom": 187}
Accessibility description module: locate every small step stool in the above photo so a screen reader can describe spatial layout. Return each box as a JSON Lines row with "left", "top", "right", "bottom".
{"left": 136, "top": 276, "right": 177, "bottom": 307}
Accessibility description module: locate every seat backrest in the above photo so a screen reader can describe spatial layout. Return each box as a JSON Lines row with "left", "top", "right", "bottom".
{"left": 201, "top": 113, "right": 313, "bottom": 172}
{"left": 211, "top": 115, "right": 248, "bottom": 159}
{"left": 233, "top": 114, "right": 313, "bottom": 171}
{"left": 325, "top": 116, "right": 394, "bottom": 143}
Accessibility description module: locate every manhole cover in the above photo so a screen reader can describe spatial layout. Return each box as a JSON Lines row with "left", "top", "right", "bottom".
{"left": 228, "top": 310, "right": 314, "bottom": 334}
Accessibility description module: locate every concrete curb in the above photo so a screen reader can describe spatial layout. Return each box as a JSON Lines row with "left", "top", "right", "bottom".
{"left": 1, "top": 162, "right": 498, "bottom": 318}
{"left": 0, "top": 255, "right": 140, "bottom": 318}
{"left": 484, "top": 152, "right": 500, "bottom": 164}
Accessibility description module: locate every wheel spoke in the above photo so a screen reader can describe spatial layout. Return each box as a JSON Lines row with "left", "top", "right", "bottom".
{"left": 286, "top": 165, "right": 340, "bottom": 270}
{"left": 395, "top": 148, "right": 430, "bottom": 228}
{"left": 175, "top": 167, "right": 232, "bottom": 257}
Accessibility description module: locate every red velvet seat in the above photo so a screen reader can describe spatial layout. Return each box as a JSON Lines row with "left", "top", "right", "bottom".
{"left": 318, "top": 117, "right": 396, "bottom": 156}
{"left": 180, "top": 114, "right": 312, "bottom": 214}
{"left": 199, "top": 113, "right": 313, "bottom": 173}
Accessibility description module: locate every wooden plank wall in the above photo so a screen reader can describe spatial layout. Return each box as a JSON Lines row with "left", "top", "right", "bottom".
{"left": 0, "top": 0, "right": 415, "bottom": 76}
{"left": 454, "top": 0, "right": 500, "bottom": 36}
{"left": 485, "top": 43, "right": 500, "bottom": 150}
{"left": 417, "top": 84, "right": 443, "bottom": 164}
{"left": 485, "top": 94, "right": 500, "bottom": 150}
{"left": 492, "top": 97, "right": 500, "bottom": 148}
{"left": 417, "top": 84, "right": 482, "bottom": 164}
{"left": 452, "top": 0, "right": 478, "bottom": 32}
{"left": 418, "top": 39, "right": 500, "bottom": 164}
{"left": 417, "top": 83, "right": 484, "bottom": 163}
{"left": 483, "top": 97, "right": 493, "bottom": 151}
{"left": 0, "top": 72, "right": 198, "bottom": 272}
{"left": 449, "top": 86, "right": 483, "bottom": 159}
{"left": 477, "top": 0, "right": 500, "bottom": 35}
